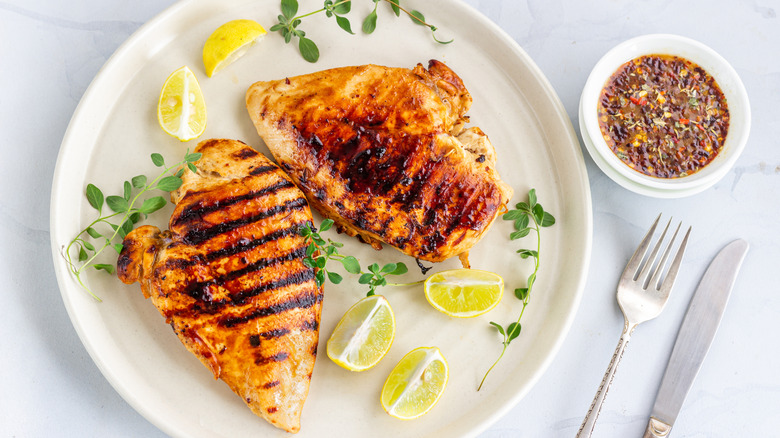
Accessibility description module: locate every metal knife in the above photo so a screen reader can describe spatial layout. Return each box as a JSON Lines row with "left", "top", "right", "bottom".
{"left": 642, "top": 239, "right": 749, "bottom": 437}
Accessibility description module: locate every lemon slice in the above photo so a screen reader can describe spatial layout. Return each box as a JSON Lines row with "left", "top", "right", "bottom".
{"left": 203, "top": 19, "right": 266, "bottom": 77}
{"left": 424, "top": 269, "right": 504, "bottom": 318}
{"left": 157, "top": 66, "right": 206, "bottom": 142}
{"left": 326, "top": 295, "right": 395, "bottom": 371}
{"left": 381, "top": 346, "right": 449, "bottom": 420}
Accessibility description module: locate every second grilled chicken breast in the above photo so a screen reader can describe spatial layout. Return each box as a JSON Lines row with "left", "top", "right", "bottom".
{"left": 246, "top": 60, "right": 513, "bottom": 263}
{"left": 117, "top": 139, "right": 321, "bottom": 433}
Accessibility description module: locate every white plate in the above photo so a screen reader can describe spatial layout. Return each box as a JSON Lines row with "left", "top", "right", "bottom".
{"left": 49, "top": 1, "right": 592, "bottom": 437}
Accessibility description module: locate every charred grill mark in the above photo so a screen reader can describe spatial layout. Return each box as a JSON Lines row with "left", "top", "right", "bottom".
{"left": 249, "top": 165, "right": 279, "bottom": 176}
{"left": 249, "top": 335, "right": 261, "bottom": 347}
{"left": 232, "top": 148, "right": 258, "bottom": 160}
{"left": 221, "top": 291, "right": 323, "bottom": 328}
{"left": 183, "top": 197, "right": 308, "bottom": 245}
{"left": 183, "top": 246, "right": 309, "bottom": 301}
{"left": 263, "top": 380, "right": 280, "bottom": 389}
{"left": 205, "top": 221, "right": 311, "bottom": 262}
{"left": 172, "top": 180, "right": 295, "bottom": 227}
{"left": 231, "top": 269, "right": 315, "bottom": 305}
{"left": 259, "top": 327, "right": 290, "bottom": 339}
{"left": 255, "top": 352, "right": 289, "bottom": 366}
{"left": 301, "top": 318, "right": 318, "bottom": 331}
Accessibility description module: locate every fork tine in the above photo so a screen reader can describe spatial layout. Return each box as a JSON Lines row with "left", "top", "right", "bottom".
{"left": 622, "top": 213, "right": 662, "bottom": 280}
{"left": 636, "top": 218, "right": 672, "bottom": 283}
{"left": 648, "top": 222, "right": 682, "bottom": 290}
{"left": 658, "top": 226, "right": 692, "bottom": 296}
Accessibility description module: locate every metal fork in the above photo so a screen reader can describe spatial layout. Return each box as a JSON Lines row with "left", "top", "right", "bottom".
{"left": 576, "top": 214, "right": 691, "bottom": 438}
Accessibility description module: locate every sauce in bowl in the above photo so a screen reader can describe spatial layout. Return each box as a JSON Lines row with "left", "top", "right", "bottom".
{"left": 597, "top": 54, "right": 730, "bottom": 178}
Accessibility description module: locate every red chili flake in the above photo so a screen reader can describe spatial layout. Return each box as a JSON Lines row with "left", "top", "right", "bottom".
{"left": 629, "top": 97, "right": 647, "bottom": 106}
{"left": 680, "top": 118, "right": 690, "bottom": 125}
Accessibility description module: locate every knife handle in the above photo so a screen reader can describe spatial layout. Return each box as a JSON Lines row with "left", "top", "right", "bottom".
{"left": 642, "top": 416, "right": 672, "bottom": 437}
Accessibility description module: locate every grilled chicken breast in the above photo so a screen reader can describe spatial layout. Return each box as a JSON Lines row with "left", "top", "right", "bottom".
{"left": 246, "top": 60, "right": 513, "bottom": 263}
{"left": 117, "top": 139, "right": 321, "bottom": 433}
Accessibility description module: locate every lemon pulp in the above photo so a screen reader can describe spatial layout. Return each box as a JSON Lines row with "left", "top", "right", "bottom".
{"left": 424, "top": 269, "right": 504, "bottom": 318}
{"left": 380, "top": 346, "right": 449, "bottom": 420}
{"left": 157, "top": 66, "right": 206, "bottom": 142}
{"left": 326, "top": 295, "right": 395, "bottom": 372}
{"left": 203, "top": 19, "right": 266, "bottom": 77}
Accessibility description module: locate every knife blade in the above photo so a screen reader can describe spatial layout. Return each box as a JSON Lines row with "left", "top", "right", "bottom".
{"left": 642, "top": 239, "right": 749, "bottom": 438}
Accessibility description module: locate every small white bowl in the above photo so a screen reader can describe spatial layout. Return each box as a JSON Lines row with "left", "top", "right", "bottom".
{"left": 579, "top": 34, "right": 750, "bottom": 198}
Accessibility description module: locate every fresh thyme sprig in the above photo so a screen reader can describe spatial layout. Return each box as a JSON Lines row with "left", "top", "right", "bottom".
{"left": 478, "top": 189, "right": 555, "bottom": 390}
{"left": 64, "top": 150, "right": 201, "bottom": 301}
{"left": 299, "top": 219, "right": 409, "bottom": 295}
{"left": 271, "top": 0, "right": 452, "bottom": 63}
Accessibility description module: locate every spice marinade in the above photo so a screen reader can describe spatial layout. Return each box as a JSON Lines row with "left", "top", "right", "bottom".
{"left": 597, "top": 54, "right": 729, "bottom": 178}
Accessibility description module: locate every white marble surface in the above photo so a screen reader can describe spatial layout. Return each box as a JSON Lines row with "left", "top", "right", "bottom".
{"left": 2, "top": 0, "right": 778, "bottom": 436}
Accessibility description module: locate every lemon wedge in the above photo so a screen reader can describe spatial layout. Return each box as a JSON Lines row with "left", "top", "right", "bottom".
{"left": 424, "top": 269, "right": 504, "bottom": 318}
{"left": 203, "top": 19, "right": 266, "bottom": 77}
{"left": 326, "top": 295, "right": 395, "bottom": 372}
{"left": 157, "top": 66, "right": 206, "bottom": 142}
{"left": 381, "top": 346, "right": 449, "bottom": 420}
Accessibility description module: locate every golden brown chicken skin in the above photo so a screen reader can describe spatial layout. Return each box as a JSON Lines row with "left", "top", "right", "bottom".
{"left": 117, "top": 139, "right": 321, "bottom": 433}
{"left": 246, "top": 60, "right": 513, "bottom": 263}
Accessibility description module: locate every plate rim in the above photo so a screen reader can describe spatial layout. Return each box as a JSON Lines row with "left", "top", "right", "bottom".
{"left": 49, "top": 0, "right": 593, "bottom": 436}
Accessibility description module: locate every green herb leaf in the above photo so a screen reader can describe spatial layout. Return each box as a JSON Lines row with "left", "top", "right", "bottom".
{"left": 78, "top": 247, "right": 88, "bottom": 261}
{"left": 315, "top": 269, "right": 325, "bottom": 287}
{"left": 528, "top": 188, "right": 537, "bottom": 207}
{"left": 86, "top": 227, "right": 102, "bottom": 239}
{"left": 140, "top": 196, "right": 167, "bottom": 214}
{"left": 514, "top": 215, "right": 530, "bottom": 231}
{"left": 510, "top": 228, "right": 530, "bottom": 240}
{"left": 390, "top": 0, "right": 401, "bottom": 16}
{"left": 121, "top": 219, "right": 134, "bottom": 236}
{"left": 532, "top": 203, "right": 544, "bottom": 224}
{"left": 187, "top": 162, "right": 198, "bottom": 173}
{"left": 515, "top": 287, "right": 529, "bottom": 301}
{"left": 129, "top": 212, "right": 141, "bottom": 224}
{"left": 341, "top": 256, "right": 361, "bottom": 274}
{"left": 131, "top": 175, "right": 147, "bottom": 189}
{"left": 390, "top": 262, "right": 408, "bottom": 275}
{"left": 358, "top": 273, "right": 373, "bottom": 284}
{"left": 506, "top": 322, "right": 522, "bottom": 342}
{"left": 113, "top": 243, "right": 124, "bottom": 254}
{"left": 93, "top": 264, "right": 116, "bottom": 274}
{"left": 409, "top": 10, "right": 425, "bottom": 25}
{"left": 540, "top": 212, "right": 556, "bottom": 227}
{"left": 185, "top": 152, "right": 202, "bottom": 162}
{"left": 503, "top": 210, "right": 525, "bottom": 220}
{"left": 315, "top": 257, "right": 327, "bottom": 269}
{"left": 333, "top": 0, "right": 351, "bottom": 14}
{"left": 368, "top": 262, "right": 380, "bottom": 274}
{"left": 106, "top": 196, "right": 129, "bottom": 213}
{"left": 489, "top": 321, "right": 505, "bottom": 336}
{"left": 82, "top": 241, "right": 95, "bottom": 251}
{"left": 362, "top": 10, "right": 378, "bottom": 33}
{"left": 335, "top": 15, "right": 354, "bottom": 34}
{"left": 327, "top": 271, "right": 343, "bottom": 284}
{"left": 123, "top": 181, "right": 132, "bottom": 201}
{"left": 151, "top": 153, "right": 165, "bottom": 167}
{"left": 298, "top": 37, "right": 319, "bottom": 63}
{"left": 156, "top": 176, "right": 183, "bottom": 192}
{"left": 380, "top": 263, "right": 398, "bottom": 275}
{"left": 319, "top": 219, "right": 334, "bottom": 232}
{"left": 303, "top": 257, "right": 316, "bottom": 268}
{"left": 281, "top": 0, "right": 298, "bottom": 19}
{"left": 516, "top": 201, "right": 530, "bottom": 212}
{"left": 516, "top": 249, "right": 537, "bottom": 259}
{"left": 86, "top": 184, "right": 104, "bottom": 211}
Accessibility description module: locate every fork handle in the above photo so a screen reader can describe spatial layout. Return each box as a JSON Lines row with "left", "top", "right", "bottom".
{"left": 576, "top": 323, "right": 636, "bottom": 438}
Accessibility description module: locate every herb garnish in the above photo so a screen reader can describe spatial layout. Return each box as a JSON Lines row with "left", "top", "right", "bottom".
{"left": 299, "top": 218, "right": 410, "bottom": 295}
{"left": 271, "top": 0, "right": 452, "bottom": 63}
{"left": 478, "top": 189, "right": 555, "bottom": 390}
{"left": 64, "top": 150, "right": 201, "bottom": 301}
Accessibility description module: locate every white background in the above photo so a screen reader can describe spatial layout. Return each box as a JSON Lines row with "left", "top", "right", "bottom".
{"left": 1, "top": 0, "right": 778, "bottom": 436}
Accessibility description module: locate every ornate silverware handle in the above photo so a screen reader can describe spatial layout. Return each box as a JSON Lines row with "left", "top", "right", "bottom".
{"left": 575, "top": 323, "right": 635, "bottom": 438}
{"left": 642, "top": 417, "right": 672, "bottom": 437}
